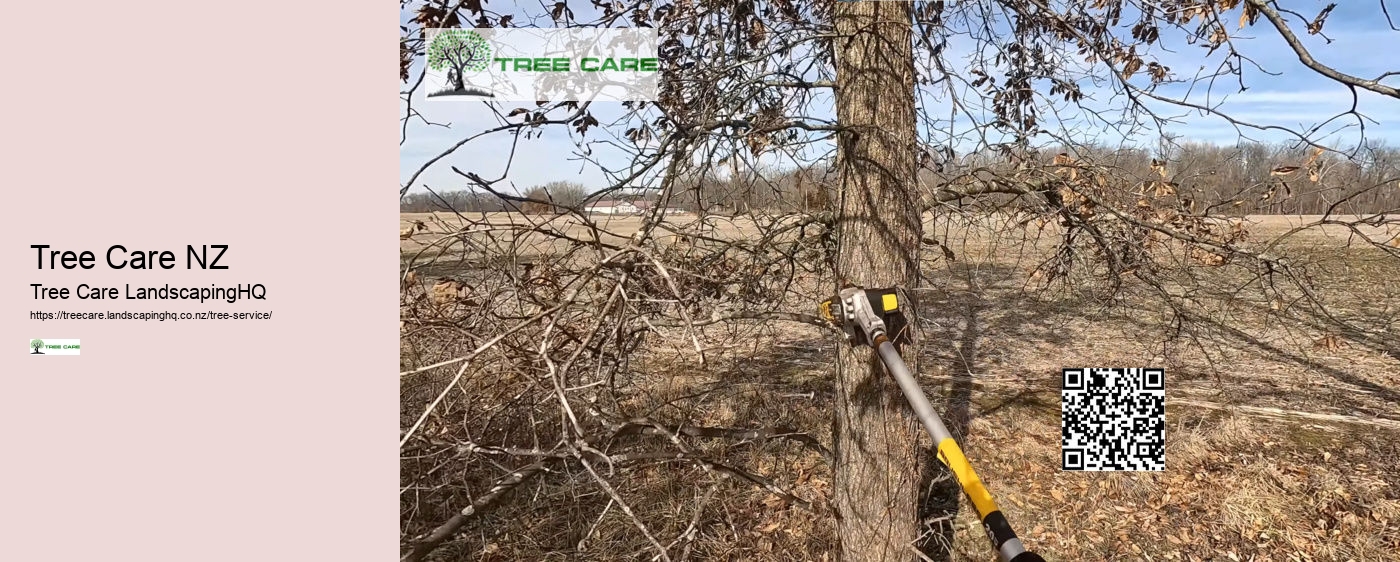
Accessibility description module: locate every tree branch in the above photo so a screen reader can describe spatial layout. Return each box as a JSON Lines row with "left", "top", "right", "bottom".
{"left": 400, "top": 461, "right": 550, "bottom": 562}
{"left": 1247, "top": 0, "right": 1400, "bottom": 98}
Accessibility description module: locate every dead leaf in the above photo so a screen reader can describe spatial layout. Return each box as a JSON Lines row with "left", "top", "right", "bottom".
{"left": 432, "top": 279, "right": 470, "bottom": 304}
{"left": 1051, "top": 488, "right": 1066, "bottom": 501}
{"left": 1271, "top": 166, "right": 1300, "bottom": 176}
{"left": 1240, "top": 3, "right": 1259, "bottom": 28}
{"left": 1151, "top": 158, "right": 1167, "bottom": 178}
{"left": 1190, "top": 247, "right": 1226, "bottom": 266}
{"left": 1313, "top": 334, "right": 1348, "bottom": 351}
{"left": 1308, "top": 4, "right": 1337, "bottom": 35}
{"left": 1124, "top": 56, "right": 1143, "bottom": 79}
{"left": 1307, "top": 146, "right": 1325, "bottom": 166}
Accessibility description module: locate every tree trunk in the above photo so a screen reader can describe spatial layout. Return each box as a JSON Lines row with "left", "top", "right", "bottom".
{"left": 449, "top": 67, "right": 465, "bottom": 91}
{"left": 831, "top": 2, "right": 923, "bottom": 561}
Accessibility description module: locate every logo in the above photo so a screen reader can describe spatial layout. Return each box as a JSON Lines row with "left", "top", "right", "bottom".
{"left": 424, "top": 28, "right": 659, "bottom": 102}
{"left": 427, "top": 29, "right": 495, "bottom": 98}
{"left": 29, "top": 338, "right": 80, "bottom": 356}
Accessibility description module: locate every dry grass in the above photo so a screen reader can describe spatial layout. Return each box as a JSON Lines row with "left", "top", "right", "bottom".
{"left": 401, "top": 211, "right": 1400, "bottom": 561}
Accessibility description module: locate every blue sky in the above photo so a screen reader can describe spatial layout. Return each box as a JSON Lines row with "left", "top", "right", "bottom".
{"left": 400, "top": 2, "right": 1398, "bottom": 196}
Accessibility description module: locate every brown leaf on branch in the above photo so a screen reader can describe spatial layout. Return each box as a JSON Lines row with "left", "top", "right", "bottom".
{"left": 751, "top": 19, "right": 767, "bottom": 49}
{"left": 550, "top": 2, "right": 574, "bottom": 22}
{"left": 1229, "top": 220, "right": 1250, "bottom": 241}
{"left": 1208, "top": 25, "right": 1229, "bottom": 52}
{"left": 413, "top": 4, "right": 460, "bottom": 28}
{"left": 1306, "top": 147, "right": 1325, "bottom": 167}
{"left": 1123, "top": 56, "right": 1143, "bottom": 79}
{"left": 1148, "top": 62, "right": 1170, "bottom": 83}
{"left": 1271, "top": 166, "right": 1300, "bottom": 176}
{"left": 1190, "top": 247, "right": 1226, "bottom": 266}
{"left": 1308, "top": 4, "right": 1337, "bottom": 35}
{"left": 1239, "top": 3, "right": 1260, "bottom": 29}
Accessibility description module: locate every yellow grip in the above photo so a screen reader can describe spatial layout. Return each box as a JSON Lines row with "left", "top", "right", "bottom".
{"left": 936, "top": 437, "right": 1000, "bottom": 519}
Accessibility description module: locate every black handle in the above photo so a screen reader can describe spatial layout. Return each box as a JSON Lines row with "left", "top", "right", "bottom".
{"left": 1009, "top": 552, "right": 1046, "bottom": 562}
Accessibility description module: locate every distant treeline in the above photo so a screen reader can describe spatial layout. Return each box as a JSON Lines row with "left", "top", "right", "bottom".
{"left": 402, "top": 140, "right": 1400, "bottom": 216}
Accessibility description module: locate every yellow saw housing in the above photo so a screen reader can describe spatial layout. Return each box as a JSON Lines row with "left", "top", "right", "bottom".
{"left": 820, "top": 287, "right": 899, "bottom": 324}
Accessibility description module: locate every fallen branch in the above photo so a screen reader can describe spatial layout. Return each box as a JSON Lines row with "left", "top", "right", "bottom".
{"left": 610, "top": 420, "right": 833, "bottom": 462}
{"left": 401, "top": 461, "right": 550, "bottom": 562}
{"left": 1174, "top": 399, "right": 1400, "bottom": 430}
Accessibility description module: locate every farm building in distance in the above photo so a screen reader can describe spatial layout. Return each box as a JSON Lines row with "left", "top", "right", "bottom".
{"left": 632, "top": 200, "right": 687, "bottom": 215}
{"left": 585, "top": 199, "right": 639, "bottom": 214}
{"left": 586, "top": 198, "right": 686, "bottom": 215}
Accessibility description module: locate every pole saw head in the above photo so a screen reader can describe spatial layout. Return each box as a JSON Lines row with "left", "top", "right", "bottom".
{"left": 819, "top": 286, "right": 902, "bottom": 346}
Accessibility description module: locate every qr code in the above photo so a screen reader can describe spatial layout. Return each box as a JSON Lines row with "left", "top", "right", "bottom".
{"left": 1061, "top": 368, "right": 1165, "bottom": 471}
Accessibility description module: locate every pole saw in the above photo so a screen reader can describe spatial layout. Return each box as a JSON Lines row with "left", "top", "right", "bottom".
{"left": 820, "top": 286, "right": 1045, "bottom": 562}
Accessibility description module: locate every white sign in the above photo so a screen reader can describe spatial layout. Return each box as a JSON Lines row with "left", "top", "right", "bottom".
{"left": 424, "top": 28, "right": 659, "bottom": 102}
{"left": 29, "top": 338, "right": 80, "bottom": 356}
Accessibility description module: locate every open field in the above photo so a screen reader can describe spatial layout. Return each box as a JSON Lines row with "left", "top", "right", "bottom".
{"left": 400, "top": 211, "right": 1400, "bottom": 561}
{"left": 401, "top": 211, "right": 1399, "bottom": 251}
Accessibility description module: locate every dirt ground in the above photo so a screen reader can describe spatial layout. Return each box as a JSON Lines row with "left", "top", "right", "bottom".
{"left": 400, "top": 211, "right": 1400, "bottom": 561}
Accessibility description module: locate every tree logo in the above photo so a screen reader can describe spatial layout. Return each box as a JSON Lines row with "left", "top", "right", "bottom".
{"left": 426, "top": 29, "right": 496, "bottom": 98}
{"left": 28, "top": 338, "right": 79, "bottom": 355}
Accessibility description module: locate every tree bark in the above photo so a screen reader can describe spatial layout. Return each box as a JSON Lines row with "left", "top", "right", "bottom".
{"left": 831, "top": 2, "right": 923, "bottom": 561}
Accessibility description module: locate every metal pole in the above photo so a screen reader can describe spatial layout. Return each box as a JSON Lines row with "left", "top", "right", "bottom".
{"left": 821, "top": 286, "right": 1044, "bottom": 562}
{"left": 873, "top": 339, "right": 1041, "bottom": 562}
